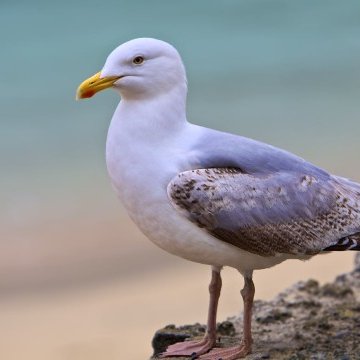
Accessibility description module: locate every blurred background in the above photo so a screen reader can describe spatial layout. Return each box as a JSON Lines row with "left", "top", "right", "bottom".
{"left": 1, "top": 0, "right": 360, "bottom": 359}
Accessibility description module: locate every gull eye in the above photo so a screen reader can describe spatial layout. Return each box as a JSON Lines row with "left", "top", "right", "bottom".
{"left": 133, "top": 56, "right": 144, "bottom": 65}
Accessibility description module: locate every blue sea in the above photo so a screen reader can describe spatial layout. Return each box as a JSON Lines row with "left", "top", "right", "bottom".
{"left": 1, "top": 0, "right": 360, "bottom": 293}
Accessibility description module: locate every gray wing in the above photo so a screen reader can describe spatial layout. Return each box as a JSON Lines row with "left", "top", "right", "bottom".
{"left": 167, "top": 168, "right": 360, "bottom": 257}
{"left": 190, "top": 125, "right": 329, "bottom": 178}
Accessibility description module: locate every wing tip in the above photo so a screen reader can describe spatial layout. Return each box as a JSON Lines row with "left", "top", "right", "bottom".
{"left": 323, "top": 235, "right": 360, "bottom": 252}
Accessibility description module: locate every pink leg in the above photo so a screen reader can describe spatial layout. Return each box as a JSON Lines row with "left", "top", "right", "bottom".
{"left": 160, "top": 267, "right": 222, "bottom": 358}
{"left": 199, "top": 273, "right": 255, "bottom": 360}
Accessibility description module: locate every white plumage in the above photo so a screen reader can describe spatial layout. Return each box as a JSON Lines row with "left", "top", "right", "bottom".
{"left": 77, "top": 38, "right": 360, "bottom": 359}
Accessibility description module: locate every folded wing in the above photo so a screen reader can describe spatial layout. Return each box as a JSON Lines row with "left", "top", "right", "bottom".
{"left": 167, "top": 168, "right": 360, "bottom": 257}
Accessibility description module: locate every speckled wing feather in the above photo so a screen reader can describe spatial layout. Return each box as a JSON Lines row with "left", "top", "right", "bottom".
{"left": 167, "top": 168, "right": 360, "bottom": 257}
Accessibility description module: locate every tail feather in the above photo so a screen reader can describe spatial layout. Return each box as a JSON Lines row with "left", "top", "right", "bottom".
{"left": 323, "top": 233, "right": 360, "bottom": 252}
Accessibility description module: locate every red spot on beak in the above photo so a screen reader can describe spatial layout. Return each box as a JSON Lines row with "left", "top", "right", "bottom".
{"left": 82, "top": 90, "right": 95, "bottom": 98}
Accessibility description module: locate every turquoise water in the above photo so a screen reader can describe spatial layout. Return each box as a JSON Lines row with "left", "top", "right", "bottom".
{"left": 2, "top": 0, "right": 360, "bottom": 175}
{"left": 1, "top": 0, "right": 360, "bottom": 291}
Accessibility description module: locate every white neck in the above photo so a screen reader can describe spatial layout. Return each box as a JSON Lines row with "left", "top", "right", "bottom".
{"left": 105, "top": 83, "right": 194, "bottom": 206}
{"left": 113, "top": 83, "right": 188, "bottom": 142}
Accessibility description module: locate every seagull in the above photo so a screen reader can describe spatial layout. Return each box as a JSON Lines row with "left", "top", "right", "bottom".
{"left": 76, "top": 38, "right": 360, "bottom": 359}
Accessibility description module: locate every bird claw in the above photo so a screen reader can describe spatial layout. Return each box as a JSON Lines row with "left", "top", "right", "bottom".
{"left": 159, "top": 336, "right": 216, "bottom": 358}
{"left": 198, "top": 343, "right": 251, "bottom": 360}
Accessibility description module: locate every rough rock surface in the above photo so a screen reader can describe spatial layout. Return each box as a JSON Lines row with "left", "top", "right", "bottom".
{"left": 152, "top": 254, "right": 360, "bottom": 359}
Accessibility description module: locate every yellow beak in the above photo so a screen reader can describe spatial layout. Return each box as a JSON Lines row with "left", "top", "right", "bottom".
{"left": 76, "top": 72, "right": 121, "bottom": 100}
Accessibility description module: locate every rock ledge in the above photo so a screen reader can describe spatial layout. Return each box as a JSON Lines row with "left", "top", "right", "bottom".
{"left": 152, "top": 254, "right": 360, "bottom": 359}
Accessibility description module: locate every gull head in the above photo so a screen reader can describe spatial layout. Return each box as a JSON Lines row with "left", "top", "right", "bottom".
{"left": 76, "top": 38, "right": 187, "bottom": 100}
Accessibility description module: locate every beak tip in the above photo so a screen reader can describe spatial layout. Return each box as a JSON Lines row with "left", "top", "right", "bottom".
{"left": 76, "top": 71, "right": 117, "bottom": 101}
{"left": 76, "top": 90, "right": 95, "bottom": 100}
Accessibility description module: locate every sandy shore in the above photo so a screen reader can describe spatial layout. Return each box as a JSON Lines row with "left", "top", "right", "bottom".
{"left": 0, "top": 251, "right": 353, "bottom": 360}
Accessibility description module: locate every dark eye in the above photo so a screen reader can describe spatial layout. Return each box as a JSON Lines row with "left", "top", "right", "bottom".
{"left": 133, "top": 56, "right": 144, "bottom": 65}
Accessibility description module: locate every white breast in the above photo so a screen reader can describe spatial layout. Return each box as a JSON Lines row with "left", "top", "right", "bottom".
{"left": 105, "top": 103, "right": 293, "bottom": 273}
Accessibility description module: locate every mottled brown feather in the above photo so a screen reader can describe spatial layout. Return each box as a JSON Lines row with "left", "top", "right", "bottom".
{"left": 167, "top": 168, "right": 360, "bottom": 257}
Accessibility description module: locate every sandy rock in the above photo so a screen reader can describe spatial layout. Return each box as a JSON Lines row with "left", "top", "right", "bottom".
{"left": 152, "top": 254, "right": 360, "bottom": 359}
